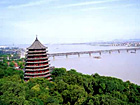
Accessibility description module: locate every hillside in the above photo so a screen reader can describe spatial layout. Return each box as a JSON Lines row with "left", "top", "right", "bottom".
{"left": 0, "top": 63, "right": 140, "bottom": 105}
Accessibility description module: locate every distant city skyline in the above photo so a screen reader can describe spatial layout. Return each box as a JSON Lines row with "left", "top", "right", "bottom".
{"left": 0, "top": 0, "right": 140, "bottom": 45}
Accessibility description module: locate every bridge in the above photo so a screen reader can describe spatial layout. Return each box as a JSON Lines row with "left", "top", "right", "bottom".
{"left": 48, "top": 47, "right": 140, "bottom": 58}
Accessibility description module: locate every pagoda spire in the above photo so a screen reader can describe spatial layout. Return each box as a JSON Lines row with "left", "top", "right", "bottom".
{"left": 35, "top": 35, "right": 38, "bottom": 41}
{"left": 27, "top": 36, "right": 46, "bottom": 49}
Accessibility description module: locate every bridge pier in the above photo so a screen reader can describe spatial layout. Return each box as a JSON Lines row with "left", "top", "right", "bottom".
{"left": 89, "top": 53, "right": 91, "bottom": 57}
{"left": 118, "top": 50, "right": 120, "bottom": 53}
{"left": 127, "top": 49, "right": 129, "bottom": 53}
{"left": 78, "top": 53, "right": 80, "bottom": 57}
{"left": 66, "top": 54, "right": 68, "bottom": 58}
{"left": 99, "top": 52, "right": 101, "bottom": 55}
{"left": 53, "top": 56, "right": 55, "bottom": 60}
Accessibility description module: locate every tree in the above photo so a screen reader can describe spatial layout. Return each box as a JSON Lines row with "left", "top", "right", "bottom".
{"left": 0, "top": 78, "right": 26, "bottom": 105}
{"left": 0, "top": 65, "right": 140, "bottom": 105}
{"left": 51, "top": 68, "right": 66, "bottom": 78}
{"left": 9, "top": 62, "right": 15, "bottom": 67}
{"left": 62, "top": 84, "right": 87, "bottom": 104}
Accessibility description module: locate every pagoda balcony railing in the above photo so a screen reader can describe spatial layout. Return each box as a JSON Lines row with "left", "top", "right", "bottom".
{"left": 28, "top": 50, "right": 47, "bottom": 53}
{"left": 24, "top": 71, "right": 50, "bottom": 75}
{"left": 24, "top": 74, "right": 51, "bottom": 79}
{"left": 26, "top": 60, "right": 50, "bottom": 64}
{"left": 26, "top": 64, "right": 50, "bottom": 68}
{"left": 27, "top": 57, "right": 48, "bottom": 60}
{"left": 47, "top": 77, "right": 52, "bottom": 80}
{"left": 27, "top": 53, "right": 47, "bottom": 56}
{"left": 25, "top": 67, "right": 50, "bottom": 71}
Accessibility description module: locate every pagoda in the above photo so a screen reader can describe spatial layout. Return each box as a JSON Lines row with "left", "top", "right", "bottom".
{"left": 24, "top": 37, "right": 51, "bottom": 81}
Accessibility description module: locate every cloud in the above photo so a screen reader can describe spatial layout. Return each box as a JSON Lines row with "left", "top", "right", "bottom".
{"left": 81, "top": 7, "right": 110, "bottom": 11}
{"left": 81, "top": 4, "right": 136, "bottom": 11}
{"left": 8, "top": 0, "right": 54, "bottom": 9}
{"left": 56, "top": 0, "right": 120, "bottom": 8}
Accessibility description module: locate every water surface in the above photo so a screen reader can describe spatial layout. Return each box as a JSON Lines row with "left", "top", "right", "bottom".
{"left": 48, "top": 44, "right": 140, "bottom": 85}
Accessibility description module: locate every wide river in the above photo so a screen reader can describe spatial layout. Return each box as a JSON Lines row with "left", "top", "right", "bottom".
{"left": 46, "top": 44, "right": 140, "bottom": 85}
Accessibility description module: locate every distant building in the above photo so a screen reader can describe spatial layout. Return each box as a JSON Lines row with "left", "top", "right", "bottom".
{"left": 20, "top": 49, "right": 26, "bottom": 58}
{"left": 0, "top": 57, "right": 3, "bottom": 62}
{"left": 7, "top": 56, "right": 9, "bottom": 60}
{"left": 24, "top": 37, "right": 51, "bottom": 81}
{"left": 14, "top": 62, "right": 19, "bottom": 69}
{"left": 0, "top": 46, "right": 8, "bottom": 48}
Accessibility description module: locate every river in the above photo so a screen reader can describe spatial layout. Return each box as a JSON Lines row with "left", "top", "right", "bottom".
{"left": 46, "top": 44, "right": 140, "bottom": 85}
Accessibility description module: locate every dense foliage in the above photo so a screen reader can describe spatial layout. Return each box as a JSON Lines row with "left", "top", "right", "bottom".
{"left": 0, "top": 63, "right": 140, "bottom": 105}
{"left": 0, "top": 62, "right": 23, "bottom": 79}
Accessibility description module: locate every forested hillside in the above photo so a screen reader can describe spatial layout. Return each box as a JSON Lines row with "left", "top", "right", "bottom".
{"left": 0, "top": 62, "right": 140, "bottom": 105}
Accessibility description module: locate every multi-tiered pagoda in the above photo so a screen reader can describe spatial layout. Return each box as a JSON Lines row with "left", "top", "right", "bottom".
{"left": 24, "top": 37, "right": 51, "bottom": 81}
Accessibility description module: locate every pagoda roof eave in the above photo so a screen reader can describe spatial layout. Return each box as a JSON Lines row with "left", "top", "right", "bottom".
{"left": 27, "top": 47, "right": 47, "bottom": 50}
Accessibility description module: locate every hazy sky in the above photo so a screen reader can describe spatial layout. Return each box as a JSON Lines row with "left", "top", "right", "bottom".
{"left": 0, "top": 0, "right": 140, "bottom": 45}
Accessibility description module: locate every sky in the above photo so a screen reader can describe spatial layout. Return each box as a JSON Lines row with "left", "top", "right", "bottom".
{"left": 0, "top": 0, "right": 140, "bottom": 45}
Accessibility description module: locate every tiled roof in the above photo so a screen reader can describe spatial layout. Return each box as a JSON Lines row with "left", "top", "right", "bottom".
{"left": 27, "top": 37, "right": 46, "bottom": 49}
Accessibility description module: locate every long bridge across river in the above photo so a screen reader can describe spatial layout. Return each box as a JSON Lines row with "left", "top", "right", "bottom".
{"left": 48, "top": 47, "right": 140, "bottom": 58}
